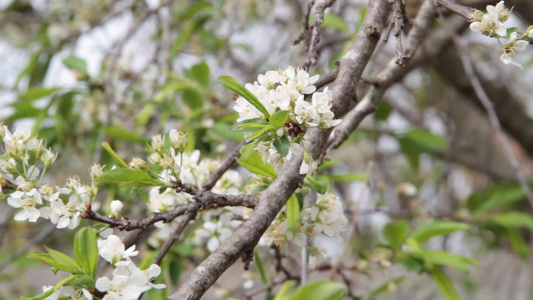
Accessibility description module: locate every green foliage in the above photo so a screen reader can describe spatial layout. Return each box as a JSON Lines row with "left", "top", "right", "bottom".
{"left": 363, "top": 276, "right": 405, "bottom": 300}
{"left": 287, "top": 193, "right": 301, "bottom": 232}
{"left": 409, "top": 220, "right": 469, "bottom": 243}
{"left": 98, "top": 168, "right": 165, "bottom": 188}
{"left": 278, "top": 280, "right": 346, "bottom": 300}
{"left": 383, "top": 220, "right": 408, "bottom": 251}
{"left": 218, "top": 75, "right": 270, "bottom": 118}
{"left": 396, "top": 129, "right": 448, "bottom": 170}
{"left": 74, "top": 228, "right": 99, "bottom": 277}
{"left": 237, "top": 150, "right": 277, "bottom": 178}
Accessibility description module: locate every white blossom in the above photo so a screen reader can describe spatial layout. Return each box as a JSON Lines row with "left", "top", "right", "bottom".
{"left": 500, "top": 32, "right": 529, "bottom": 68}
{"left": 7, "top": 189, "right": 42, "bottom": 222}
{"left": 98, "top": 235, "right": 139, "bottom": 265}
{"left": 95, "top": 260, "right": 164, "bottom": 299}
{"left": 469, "top": 13, "right": 506, "bottom": 36}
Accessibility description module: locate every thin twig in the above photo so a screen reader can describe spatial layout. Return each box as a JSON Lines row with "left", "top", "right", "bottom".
{"left": 301, "top": 0, "right": 338, "bottom": 69}
{"left": 436, "top": 0, "right": 475, "bottom": 21}
{"left": 202, "top": 141, "right": 247, "bottom": 191}
{"left": 453, "top": 37, "right": 533, "bottom": 209}
{"left": 329, "top": 161, "right": 373, "bottom": 278}
{"left": 154, "top": 213, "right": 196, "bottom": 265}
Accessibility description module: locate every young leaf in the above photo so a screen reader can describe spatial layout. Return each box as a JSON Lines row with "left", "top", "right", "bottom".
{"left": 63, "top": 56, "right": 87, "bottom": 73}
{"left": 429, "top": 266, "right": 460, "bottom": 300}
{"left": 218, "top": 75, "right": 270, "bottom": 118}
{"left": 74, "top": 227, "right": 99, "bottom": 276}
{"left": 254, "top": 251, "right": 269, "bottom": 286}
{"left": 19, "top": 87, "right": 61, "bottom": 102}
{"left": 273, "top": 136, "right": 290, "bottom": 157}
{"left": 489, "top": 211, "right": 533, "bottom": 230}
{"left": 189, "top": 61, "right": 210, "bottom": 87}
{"left": 102, "top": 142, "right": 130, "bottom": 168}
{"left": 39, "top": 247, "right": 83, "bottom": 274}
{"left": 423, "top": 250, "right": 479, "bottom": 273}
{"left": 305, "top": 175, "right": 327, "bottom": 194}
{"left": 274, "top": 281, "right": 296, "bottom": 300}
{"left": 287, "top": 280, "right": 346, "bottom": 300}
{"left": 409, "top": 220, "right": 469, "bottom": 243}
{"left": 229, "top": 118, "right": 269, "bottom": 133}
{"left": 287, "top": 193, "right": 301, "bottom": 232}
{"left": 383, "top": 220, "right": 408, "bottom": 251}
{"left": 237, "top": 151, "right": 277, "bottom": 178}
{"left": 98, "top": 168, "right": 165, "bottom": 187}
{"left": 240, "top": 139, "right": 261, "bottom": 159}
{"left": 475, "top": 185, "right": 524, "bottom": 213}
{"left": 363, "top": 276, "right": 405, "bottom": 300}
{"left": 270, "top": 110, "right": 290, "bottom": 128}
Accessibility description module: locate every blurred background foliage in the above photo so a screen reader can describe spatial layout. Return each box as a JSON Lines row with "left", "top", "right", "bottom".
{"left": 1, "top": 0, "right": 533, "bottom": 299}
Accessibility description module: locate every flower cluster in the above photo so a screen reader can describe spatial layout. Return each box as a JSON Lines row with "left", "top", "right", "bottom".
{"left": 259, "top": 193, "right": 348, "bottom": 268}
{"left": 233, "top": 67, "right": 341, "bottom": 175}
{"left": 144, "top": 131, "right": 244, "bottom": 250}
{"left": 95, "top": 234, "right": 164, "bottom": 300}
{"left": 470, "top": 1, "right": 532, "bottom": 67}
{"left": 1, "top": 125, "right": 98, "bottom": 229}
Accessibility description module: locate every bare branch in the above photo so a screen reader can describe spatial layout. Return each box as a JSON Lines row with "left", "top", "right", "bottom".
{"left": 436, "top": 0, "right": 475, "bottom": 21}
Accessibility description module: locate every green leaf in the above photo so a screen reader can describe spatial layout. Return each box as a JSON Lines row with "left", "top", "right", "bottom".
{"left": 273, "top": 136, "right": 290, "bottom": 157}
{"left": 211, "top": 122, "right": 243, "bottom": 142}
{"left": 104, "top": 126, "right": 147, "bottom": 143}
{"left": 305, "top": 175, "right": 327, "bottom": 194}
{"left": 383, "top": 220, "right": 408, "bottom": 251}
{"left": 74, "top": 228, "right": 98, "bottom": 276}
{"left": 237, "top": 151, "right": 277, "bottom": 178}
{"left": 396, "top": 129, "right": 448, "bottom": 170}
{"left": 287, "top": 280, "right": 346, "bottom": 300}
{"left": 429, "top": 266, "right": 460, "bottom": 300}
{"left": 270, "top": 110, "right": 290, "bottom": 128}
{"left": 274, "top": 281, "right": 296, "bottom": 300}
{"left": 489, "top": 211, "right": 533, "bottom": 230}
{"left": 229, "top": 118, "right": 269, "bottom": 133}
{"left": 423, "top": 250, "right": 478, "bottom": 273}
{"left": 374, "top": 101, "right": 392, "bottom": 123}
{"left": 189, "top": 61, "right": 210, "bottom": 87}
{"left": 322, "top": 14, "right": 349, "bottom": 31}
{"left": 99, "top": 168, "right": 165, "bottom": 187}
{"left": 254, "top": 251, "right": 269, "bottom": 286}
{"left": 476, "top": 186, "right": 525, "bottom": 213}
{"left": 31, "top": 247, "right": 83, "bottom": 274}
{"left": 218, "top": 75, "right": 270, "bottom": 118}
{"left": 102, "top": 142, "right": 130, "bottom": 169}
{"left": 506, "top": 227, "right": 530, "bottom": 259}
{"left": 62, "top": 56, "right": 87, "bottom": 73}
{"left": 409, "top": 220, "right": 469, "bottom": 243}
{"left": 240, "top": 140, "right": 260, "bottom": 159}
{"left": 324, "top": 173, "right": 366, "bottom": 183}
{"left": 287, "top": 194, "right": 301, "bottom": 232}
{"left": 19, "top": 87, "right": 60, "bottom": 102}
{"left": 169, "top": 259, "right": 183, "bottom": 285}
{"left": 363, "top": 276, "right": 405, "bottom": 300}
{"left": 182, "top": 88, "right": 204, "bottom": 110}
{"left": 398, "top": 256, "right": 424, "bottom": 273}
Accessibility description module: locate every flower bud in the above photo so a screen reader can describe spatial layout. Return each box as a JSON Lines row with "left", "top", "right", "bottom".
{"left": 129, "top": 158, "right": 149, "bottom": 172}
{"left": 90, "top": 164, "right": 103, "bottom": 181}
{"left": 110, "top": 200, "right": 123, "bottom": 215}
{"left": 169, "top": 130, "right": 188, "bottom": 152}
{"left": 151, "top": 134, "right": 165, "bottom": 154}
{"left": 41, "top": 149, "right": 57, "bottom": 168}
{"left": 472, "top": 10, "right": 484, "bottom": 22}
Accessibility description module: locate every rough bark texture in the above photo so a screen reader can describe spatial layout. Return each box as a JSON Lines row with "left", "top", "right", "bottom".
{"left": 167, "top": 1, "right": 391, "bottom": 299}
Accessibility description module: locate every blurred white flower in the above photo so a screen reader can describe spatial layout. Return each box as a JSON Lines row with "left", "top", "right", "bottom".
{"left": 500, "top": 32, "right": 529, "bottom": 68}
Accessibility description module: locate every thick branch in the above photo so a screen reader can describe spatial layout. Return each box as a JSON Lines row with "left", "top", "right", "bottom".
{"left": 168, "top": 1, "right": 391, "bottom": 299}
{"left": 322, "top": 0, "right": 438, "bottom": 159}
